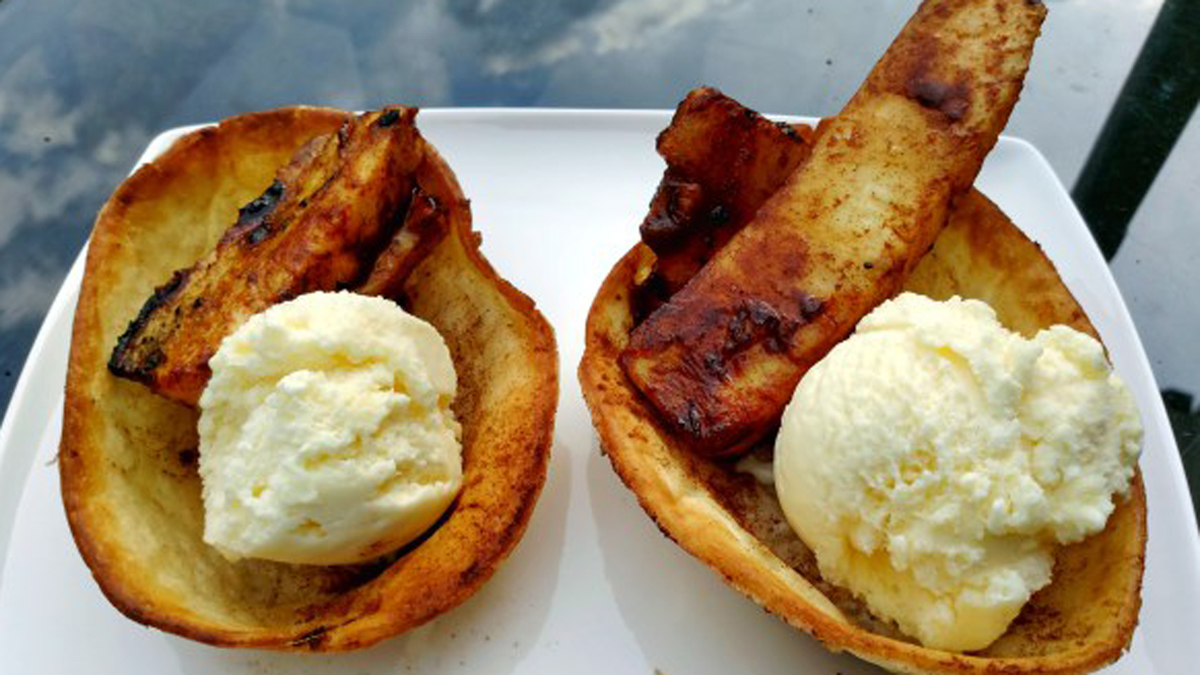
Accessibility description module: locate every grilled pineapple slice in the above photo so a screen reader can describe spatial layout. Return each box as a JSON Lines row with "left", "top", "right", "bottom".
{"left": 621, "top": 0, "right": 1047, "bottom": 455}
{"left": 108, "top": 108, "right": 425, "bottom": 407}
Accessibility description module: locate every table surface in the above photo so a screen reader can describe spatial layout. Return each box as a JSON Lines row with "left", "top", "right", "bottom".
{"left": 0, "top": 0, "right": 1196, "bottom": 519}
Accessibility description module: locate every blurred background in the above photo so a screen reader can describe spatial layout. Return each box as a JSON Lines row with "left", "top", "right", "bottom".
{"left": 0, "top": 0, "right": 1195, "bottom": 509}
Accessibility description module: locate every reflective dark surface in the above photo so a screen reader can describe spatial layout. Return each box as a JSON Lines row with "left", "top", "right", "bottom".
{"left": 0, "top": 0, "right": 1195, "bottom": 505}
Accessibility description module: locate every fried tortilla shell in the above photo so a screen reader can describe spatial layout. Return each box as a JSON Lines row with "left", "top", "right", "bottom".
{"left": 579, "top": 190, "right": 1145, "bottom": 674}
{"left": 61, "top": 107, "right": 557, "bottom": 650}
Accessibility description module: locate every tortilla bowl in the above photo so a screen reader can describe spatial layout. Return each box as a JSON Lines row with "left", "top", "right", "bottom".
{"left": 578, "top": 189, "right": 1145, "bottom": 674}
{"left": 60, "top": 106, "right": 558, "bottom": 651}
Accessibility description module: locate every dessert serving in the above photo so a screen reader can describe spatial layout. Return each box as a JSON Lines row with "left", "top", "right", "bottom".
{"left": 60, "top": 106, "right": 558, "bottom": 650}
{"left": 579, "top": 1, "right": 1146, "bottom": 673}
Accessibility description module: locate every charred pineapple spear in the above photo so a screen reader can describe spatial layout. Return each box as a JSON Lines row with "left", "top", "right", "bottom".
{"left": 108, "top": 107, "right": 449, "bottom": 406}
{"left": 621, "top": 0, "right": 1047, "bottom": 456}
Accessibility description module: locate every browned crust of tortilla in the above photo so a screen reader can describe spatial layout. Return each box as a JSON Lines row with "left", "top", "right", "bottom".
{"left": 60, "top": 106, "right": 558, "bottom": 650}
{"left": 579, "top": 190, "right": 1145, "bottom": 675}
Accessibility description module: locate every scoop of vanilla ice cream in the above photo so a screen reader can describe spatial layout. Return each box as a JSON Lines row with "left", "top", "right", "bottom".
{"left": 198, "top": 291, "right": 462, "bottom": 566}
{"left": 773, "top": 293, "right": 1141, "bottom": 651}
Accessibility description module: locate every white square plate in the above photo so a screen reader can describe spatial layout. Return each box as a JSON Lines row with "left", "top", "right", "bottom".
{"left": 1, "top": 110, "right": 1197, "bottom": 674}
